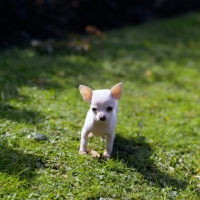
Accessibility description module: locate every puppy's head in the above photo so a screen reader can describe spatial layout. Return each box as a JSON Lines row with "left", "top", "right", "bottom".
{"left": 79, "top": 83, "right": 123, "bottom": 122}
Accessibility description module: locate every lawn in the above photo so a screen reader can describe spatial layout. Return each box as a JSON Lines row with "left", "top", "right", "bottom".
{"left": 0, "top": 12, "right": 200, "bottom": 199}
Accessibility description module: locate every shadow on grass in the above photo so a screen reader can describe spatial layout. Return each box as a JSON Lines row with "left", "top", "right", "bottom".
{"left": 113, "top": 135, "right": 188, "bottom": 190}
{"left": 0, "top": 103, "right": 43, "bottom": 124}
{"left": 0, "top": 142, "right": 44, "bottom": 181}
{"left": 0, "top": 50, "right": 103, "bottom": 124}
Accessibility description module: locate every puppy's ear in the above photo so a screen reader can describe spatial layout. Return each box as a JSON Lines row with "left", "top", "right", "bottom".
{"left": 110, "top": 82, "right": 123, "bottom": 100}
{"left": 79, "top": 85, "right": 93, "bottom": 102}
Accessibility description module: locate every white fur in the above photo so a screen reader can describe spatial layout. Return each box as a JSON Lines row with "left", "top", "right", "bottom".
{"left": 79, "top": 83, "right": 123, "bottom": 158}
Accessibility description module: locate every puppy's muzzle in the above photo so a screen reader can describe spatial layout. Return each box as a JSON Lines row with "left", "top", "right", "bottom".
{"left": 100, "top": 116, "right": 106, "bottom": 121}
{"left": 99, "top": 113, "right": 106, "bottom": 121}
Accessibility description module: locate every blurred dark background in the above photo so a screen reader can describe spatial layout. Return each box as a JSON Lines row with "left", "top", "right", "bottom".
{"left": 1, "top": 0, "right": 200, "bottom": 48}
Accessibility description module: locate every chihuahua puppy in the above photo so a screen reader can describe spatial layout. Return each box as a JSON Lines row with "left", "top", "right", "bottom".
{"left": 79, "top": 82, "right": 123, "bottom": 158}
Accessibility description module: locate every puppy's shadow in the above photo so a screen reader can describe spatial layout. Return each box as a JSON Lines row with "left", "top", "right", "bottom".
{"left": 113, "top": 134, "right": 188, "bottom": 190}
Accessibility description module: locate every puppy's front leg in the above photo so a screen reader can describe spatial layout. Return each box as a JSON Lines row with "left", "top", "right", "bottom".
{"left": 79, "top": 128, "right": 89, "bottom": 155}
{"left": 103, "top": 133, "right": 114, "bottom": 158}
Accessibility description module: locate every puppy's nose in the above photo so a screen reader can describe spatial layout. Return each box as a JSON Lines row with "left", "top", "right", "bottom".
{"left": 100, "top": 116, "right": 106, "bottom": 121}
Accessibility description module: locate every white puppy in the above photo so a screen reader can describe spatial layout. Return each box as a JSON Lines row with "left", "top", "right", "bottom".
{"left": 79, "top": 82, "right": 123, "bottom": 158}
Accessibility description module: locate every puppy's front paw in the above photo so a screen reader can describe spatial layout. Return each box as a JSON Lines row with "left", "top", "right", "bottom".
{"left": 103, "top": 151, "right": 111, "bottom": 159}
{"left": 79, "top": 150, "right": 87, "bottom": 155}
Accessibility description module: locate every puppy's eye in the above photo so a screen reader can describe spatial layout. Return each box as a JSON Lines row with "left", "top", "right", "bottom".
{"left": 92, "top": 108, "right": 97, "bottom": 112}
{"left": 107, "top": 106, "right": 113, "bottom": 112}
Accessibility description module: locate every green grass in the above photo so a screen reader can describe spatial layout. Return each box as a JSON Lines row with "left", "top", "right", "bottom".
{"left": 1, "top": 12, "right": 200, "bottom": 199}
